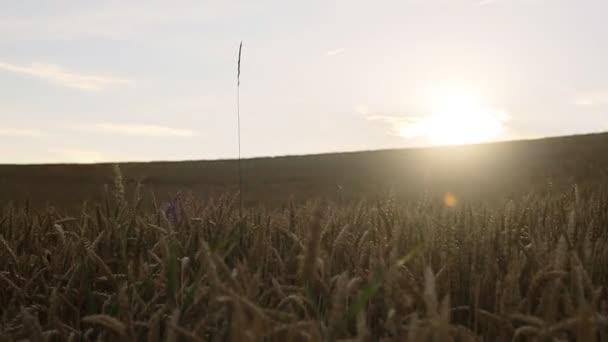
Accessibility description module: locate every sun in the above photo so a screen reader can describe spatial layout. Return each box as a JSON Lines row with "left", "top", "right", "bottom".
{"left": 399, "top": 83, "right": 508, "bottom": 145}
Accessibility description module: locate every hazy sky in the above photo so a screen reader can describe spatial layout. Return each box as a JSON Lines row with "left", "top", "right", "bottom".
{"left": 1, "top": 0, "right": 607, "bottom": 163}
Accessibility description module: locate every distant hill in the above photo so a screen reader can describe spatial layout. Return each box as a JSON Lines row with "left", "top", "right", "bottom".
{"left": 1, "top": 132, "right": 608, "bottom": 209}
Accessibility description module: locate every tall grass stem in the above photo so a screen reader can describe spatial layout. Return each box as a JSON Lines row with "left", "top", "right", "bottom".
{"left": 237, "top": 41, "right": 243, "bottom": 217}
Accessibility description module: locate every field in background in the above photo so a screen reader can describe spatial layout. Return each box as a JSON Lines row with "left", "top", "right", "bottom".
{"left": 0, "top": 132, "right": 608, "bottom": 340}
{"left": 1, "top": 132, "right": 608, "bottom": 210}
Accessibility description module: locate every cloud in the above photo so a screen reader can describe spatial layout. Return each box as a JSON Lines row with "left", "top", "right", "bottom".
{"left": 477, "top": 0, "right": 498, "bottom": 5}
{"left": 77, "top": 123, "right": 196, "bottom": 138}
{"left": 573, "top": 90, "right": 608, "bottom": 107}
{"left": 0, "top": 61, "right": 134, "bottom": 91}
{"left": 325, "top": 48, "right": 345, "bottom": 57}
{"left": 0, "top": 127, "right": 47, "bottom": 138}
{"left": 367, "top": 115, "right": 419, "bottom": 136}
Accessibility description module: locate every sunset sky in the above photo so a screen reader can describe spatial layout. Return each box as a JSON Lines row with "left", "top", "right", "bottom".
{"left": 1, "top": 0, "right": 607, "bottom": 163}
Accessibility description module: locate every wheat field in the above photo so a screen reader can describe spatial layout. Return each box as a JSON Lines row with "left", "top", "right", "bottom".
{"left": 1, "top": 162, "right": 607, "bottom": 341}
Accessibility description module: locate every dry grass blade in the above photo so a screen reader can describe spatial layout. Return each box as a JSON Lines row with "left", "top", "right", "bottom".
{"left": 508, "top": 313, "right": 545, "bottom": 327}
{"left": 0, "top": 272, "right": 21, "bottom": 294}
{"left": 300, "top": 206, "right": 323, "bottom": 283}
{"left": 511, "top": 326, "right": 539, "bottom": 341}
{"left": 0, "top": 235, "right": 18, "bottom": 267}
{"left": 87, "top": 248, "right": 117, "bottom": 288}
{"left": 21, "top": 308, "right": 44, "bottom": 342}
{"left": 147, "top": 305, "right": 167, "bottom": 342}
{"left": 82, "top": 314, "right": 127, "bottom": 338}
{"left": 166, "top": 308, "right": 181, "bottom": 342}
{"left": 423, "top": 266, "right": 438, "bottom": 318}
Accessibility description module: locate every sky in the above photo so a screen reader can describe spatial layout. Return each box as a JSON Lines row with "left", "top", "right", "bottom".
{"left": 1, "top": 0, "right": 607, "bottom": 163}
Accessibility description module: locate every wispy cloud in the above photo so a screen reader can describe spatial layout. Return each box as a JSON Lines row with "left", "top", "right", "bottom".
{"left": 573, "top": 90, "right": 608, "bottom": 107}
{"left": 478, "top": 0, "right": 498, "bottom": 6}
{"left": 0, "top": 127, "right": 48, "bottom": 138}
{"left": 367, "top": 115, "right": 419, "bottom": 136}
{"left": 325, "top": 48, "right": 345, "bottom": 57}
{"left": 77, "top": 123, "right": 196, "bottom": 138}
{"left": 0, "top": 61, "right": 134, "bottom": 91}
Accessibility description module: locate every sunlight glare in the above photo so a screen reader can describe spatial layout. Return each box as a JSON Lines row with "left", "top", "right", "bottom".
{"left": 399, "top": 83, "right": 508, "bottom": 145}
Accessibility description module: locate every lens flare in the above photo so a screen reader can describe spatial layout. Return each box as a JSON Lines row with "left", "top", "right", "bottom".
{"left": 444, "top": 192, "right": 457, "bottom": 208}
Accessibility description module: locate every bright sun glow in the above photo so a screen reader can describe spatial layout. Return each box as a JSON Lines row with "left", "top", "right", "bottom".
{"left": 399, "top": 83, "right": 508, "bottom": 145}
